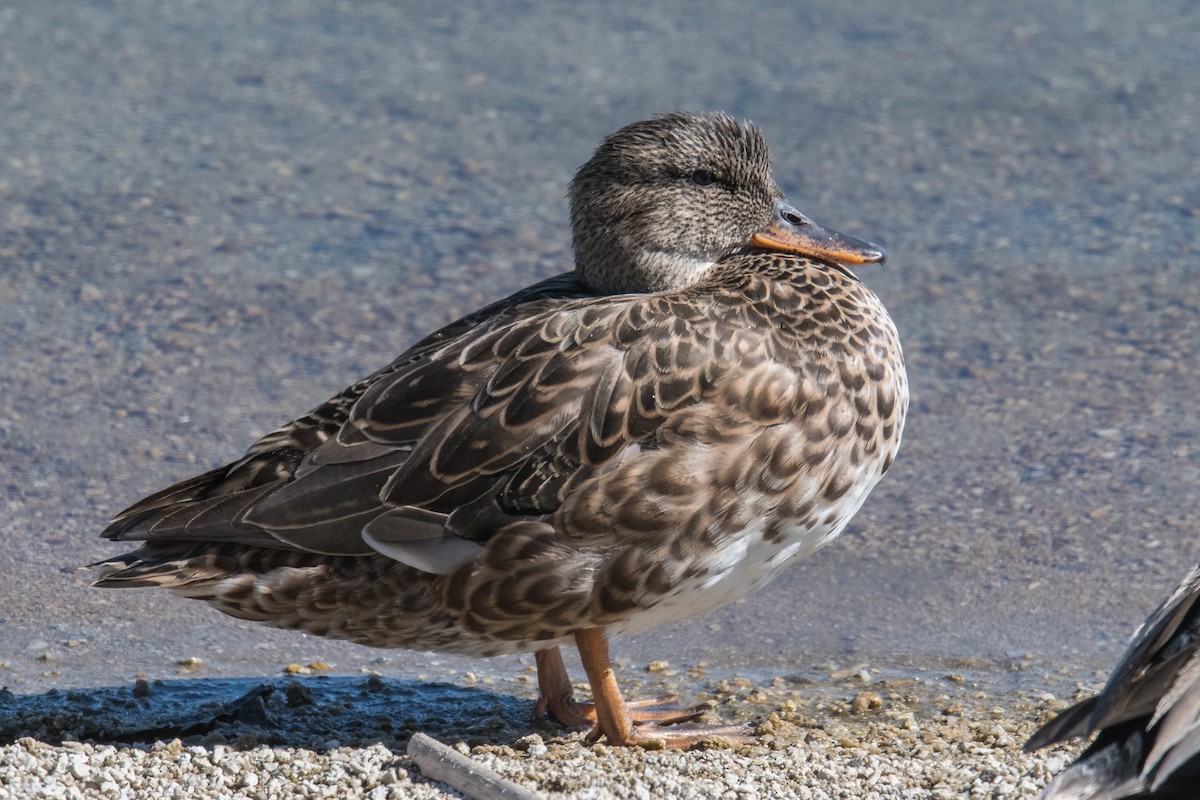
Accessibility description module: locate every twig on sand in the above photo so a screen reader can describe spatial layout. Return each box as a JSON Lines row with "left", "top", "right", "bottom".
{"left": 407, "top": 732, "right": 544, "bottom": 800}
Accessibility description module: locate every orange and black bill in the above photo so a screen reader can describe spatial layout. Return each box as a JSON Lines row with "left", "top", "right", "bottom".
{"left": 752, "top": 199, "right": 886, "bottom": 266}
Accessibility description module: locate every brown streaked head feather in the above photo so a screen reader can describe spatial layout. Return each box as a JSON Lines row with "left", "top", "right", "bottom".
{"left": 570, "top": 112, "right": 780, "bottom": 294}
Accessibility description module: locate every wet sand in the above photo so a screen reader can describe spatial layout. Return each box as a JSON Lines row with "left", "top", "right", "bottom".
{"left": 2, "top": 0, "right": 1199, "bottom": 796}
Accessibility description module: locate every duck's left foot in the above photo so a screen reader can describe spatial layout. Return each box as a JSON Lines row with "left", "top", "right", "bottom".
{"left": 540, "top": 693, "right": 712, "bottom": 728}
{"left": 587, "top": 720, "right": 753, "bottom": 749}
{"left": 533, "top": 646, "right": 594, "bottom": 727}
{"left": 565, "top": 630, "right": 754, "bottom": 749}
{"left": 534, "top": 647, "right": 709, "bottom": 729}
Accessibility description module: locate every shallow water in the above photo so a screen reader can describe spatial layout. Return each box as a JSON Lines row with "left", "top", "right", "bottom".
{"left": 1, "top": 0, "right": 1198, "bottom": 706}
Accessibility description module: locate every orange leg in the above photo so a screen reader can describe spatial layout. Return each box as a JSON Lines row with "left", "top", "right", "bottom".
{"left": 571, "top": 629, "right": 751, "bottom": 748}
{"left": 533, "top": 645, "right": 711, "bottom": 729}
{"left": 533, "top": 647, "right": 593, "bottom": 728}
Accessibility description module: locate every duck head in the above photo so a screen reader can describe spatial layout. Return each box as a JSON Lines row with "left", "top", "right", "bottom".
{"left": 569, "top": 112, "right": 885, "bottom": 294}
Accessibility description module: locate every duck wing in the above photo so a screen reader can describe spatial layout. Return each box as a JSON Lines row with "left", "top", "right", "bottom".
{"left": 101, "top": 272, "right": 593, "bottom": 555}
{"left": 1028, "top": 565, "right": 1200, "bottom": 751}
{"left": 102, "top": 271, "right": 744, "bottom": 572}
{"left": 1027, "top": 564, "right": 1200, "bottom": 799}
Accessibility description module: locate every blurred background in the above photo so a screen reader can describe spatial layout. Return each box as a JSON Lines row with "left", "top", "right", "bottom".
{"left": 1, "top": 0, "right": 1198, "bottom": 698}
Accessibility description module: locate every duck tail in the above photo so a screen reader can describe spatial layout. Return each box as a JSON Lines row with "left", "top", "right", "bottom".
{"left": 90, "top": 545, "right": 243, "bottom": 596}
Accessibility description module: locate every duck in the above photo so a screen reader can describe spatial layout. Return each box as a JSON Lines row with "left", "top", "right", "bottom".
{"left": 95, "top": 111, "right": 907, "bottom": 748}
{"left": 1026, "top": 562, "right": 1200, "bottom": 798}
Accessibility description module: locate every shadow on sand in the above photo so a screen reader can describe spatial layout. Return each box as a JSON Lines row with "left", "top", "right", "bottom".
{"left": 0, "top": 675, "right": 547, "bottom": 752}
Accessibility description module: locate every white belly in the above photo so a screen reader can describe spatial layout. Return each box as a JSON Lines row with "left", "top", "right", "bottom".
{"left": 609, "top": 460, "right": 885, "bottom": 637}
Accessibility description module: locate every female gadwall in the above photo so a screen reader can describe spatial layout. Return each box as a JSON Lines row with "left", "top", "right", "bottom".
{"left": 97, "top": 112, "right": 908, "bottom": 747}
{"left": 1027, "top": 563, "right": 1200, "bottom": 798}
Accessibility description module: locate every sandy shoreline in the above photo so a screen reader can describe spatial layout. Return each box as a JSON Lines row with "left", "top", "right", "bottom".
{"left": 1, "top": 663, "right": 1089, "bottom": 798}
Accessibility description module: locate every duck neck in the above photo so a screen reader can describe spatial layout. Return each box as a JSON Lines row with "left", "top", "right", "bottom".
{"left": 573, "top": 233, "right": 717, "bottom": 295}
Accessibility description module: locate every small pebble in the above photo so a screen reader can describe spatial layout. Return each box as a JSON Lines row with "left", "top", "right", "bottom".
{"left": 851, "top": 692, "right": 884, "bottom": 713}
{"left": 176, "top": 657, "right": 204, "bottom": 673}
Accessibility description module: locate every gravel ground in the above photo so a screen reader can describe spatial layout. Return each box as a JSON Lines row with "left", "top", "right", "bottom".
{"left": 3, "top": 0, "right": 1199, "bottom": 797}
{"left": 1, "top": 667, "right": 1084, "bottom": 799}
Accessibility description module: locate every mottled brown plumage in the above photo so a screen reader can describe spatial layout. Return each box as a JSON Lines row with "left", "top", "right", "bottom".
{"left": 96, "top": 112, "right": 907, "bottom": 747}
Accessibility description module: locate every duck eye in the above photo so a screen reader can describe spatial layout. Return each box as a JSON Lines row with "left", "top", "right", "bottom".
{"left": 690, "top": 169, "right": 717, "bottom": 186}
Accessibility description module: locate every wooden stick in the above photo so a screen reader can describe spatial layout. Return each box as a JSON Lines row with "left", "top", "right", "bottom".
{"left": 407, "top": 732, "right": 544, "bottom": 800}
